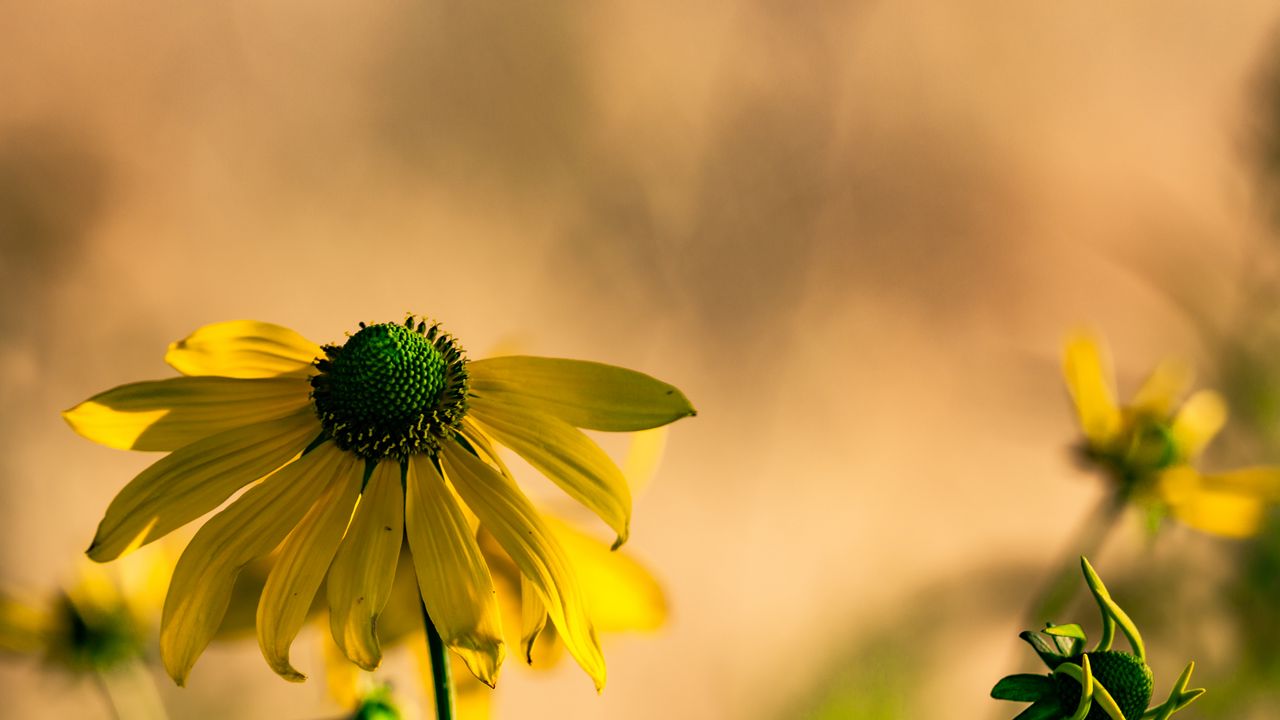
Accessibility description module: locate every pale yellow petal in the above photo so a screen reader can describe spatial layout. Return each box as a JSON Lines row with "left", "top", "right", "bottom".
{"left": 1062, "top": 334, "right": 1121, "bottom": 446}
{"left": 160, "top": 443, "right": 351, "bottom": 686}
{"left": 327, "top": 460, "right": 404, "bottom": 671}
{"left": 1130, "top": 359, "right": 1193, "bottom": 417}
{"left": 622, "top": 427, "right": 668, "bottom": 496}
{"left": 64, "top": 376, "right": 312, "bottom": 451}
{"left": 441, "top": 441, "right": 606, "bottom": 690}
{"left": 166, "top": 320, "right": 321, "bottom": 379}
{"left": 407, "top": 455, "right": 505, "bottom": 687}
{"left": 469, "top": 403, "right": 631, "bottom": 547}
{"left": 88, "top": 409, "right": 320, "bottom": 561}
{"left": 321, "top": 628, "right": 362, "bottom": 710}
{"left": 258, "top": 457, "right": 362, "bottom": 681}
{"left": 547, "top": 516, "right": 667, "bottom": 633}
{"left": 469, "top": 356, "right": 696, "bottom": 431}
{"left": 1170, "top": 390, "right": 1227, "bottom": 460}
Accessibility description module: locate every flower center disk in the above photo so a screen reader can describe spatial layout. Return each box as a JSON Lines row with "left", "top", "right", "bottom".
{"left": 310, "top": 318, "right": 468, "bottom": 460}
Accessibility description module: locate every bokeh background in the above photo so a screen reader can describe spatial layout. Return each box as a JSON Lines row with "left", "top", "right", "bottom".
{"left": 5, "top": 1, "right": 1280, "bottom": 718}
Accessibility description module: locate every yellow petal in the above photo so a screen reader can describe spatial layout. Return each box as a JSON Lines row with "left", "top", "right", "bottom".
{"left": 1130, "top": 359, "right": 1193, "bottom": 417}
{"left": 1062, "top": 334, "right": 1121, "bottom": 446}
{"left": 441, "top": 441, "right": 606, "bottom": 690}
{"left": 160, "top": 443, "right": 351, "bottom": 686}
{"left": 1198, "top": 466, "right": 1280, "bottom": 501}
{"left": 1170, "top": 390, "right": 1227, "bottom": 460}
{"left": 547, "top": 516, "right": 667, "bottom": 633}
{"left": 64, "top": 376, "right": 312, "bottom": 451}
{"left": 520, "top": 574, "right": 548, "bottom": 664}
{"left": 364, "top": 550, "right": 421, "bottom": 648}
{"left": 327, "top": 460, "right": 404, "bottom": 671}
{"left": 258, "top": 456, "right": 362, "bottom": 681}
{"left": 407, "top": 454, "right": 505, "bottom": 687}
{"left": 469, "top": 403, "right": 631, "bottom": 548}
{"left": 469, "top": 356, "right": 696, "bottom": 432}
{"left": 166, "top": 320, "right": 321, "bottom": 379}
{"left": 0, "top": 595, "right": 50, "bottom": 654}
{"left": 1171, "top": 488, "right": 1267, "bottom": 538}
{"left": 88, "top": 409, "right": 320, "bottom": 561}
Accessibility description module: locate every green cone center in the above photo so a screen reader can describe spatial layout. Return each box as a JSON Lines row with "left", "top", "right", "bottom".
{"left": 1055, "top": 651, "right": 1154, "bottom": 720}
{"left": 310, "top": 318, "right": 468, "bottom": 460}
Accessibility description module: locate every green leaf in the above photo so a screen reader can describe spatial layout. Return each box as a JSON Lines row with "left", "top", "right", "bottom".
{"left": 992, "top": 674, "right": 1054, "bottom": 701}
{"left": 1013, "top": 697, "right": 1064, "bottom": 720}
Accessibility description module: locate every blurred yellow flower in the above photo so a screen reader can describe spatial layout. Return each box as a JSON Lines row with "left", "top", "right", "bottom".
{"left": 1063, "top": 332, "right": 1280, "bottom": 537}
{"left": 0, "top": 551, "right": 167, "bottom": 673}
{"left": 63, "top": 318, "right": 695, "bottom": 691}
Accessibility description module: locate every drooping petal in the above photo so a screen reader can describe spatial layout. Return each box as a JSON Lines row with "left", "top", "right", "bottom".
{"left": 327, "top": 460, "right": 404, "bottom": 671}
{"left": 440, "top": 441, "right": 606, "bottom": 690}
{"left": 160, "top": 443, "right": 351, "bottom": 686}
{"left": 547, "top": 516, "right": 667, "bottom": 633}
{"left": 469, "top": 403, "right": 631, "bottom": 547}
{"left": 406, "top": 454, "right": 505, "bottom": 687}
{"left": 64, "top": 376, "right": 312, "bottom": 451}
{"left": 166, "top": 320, "right": 321, "bottom": 379}
{"left": 520, "top": 574, "right": 548, "bottom": 664}
{"left": 257, "top": 457, "right": 362, "bottom": 681}
{"left": 1062, "top": 334, "right": 1121, "bottom": 446}
{"left": 1130, "top": 359, "right": 1193, "bottom": 417}
{"left": 88, "top": 409, "right": 320, "bottom": 561}
{"left": 469, "top": 356, "right": 696, "bottom": 431}
{"left": 1170, "top": 390, "right": 1227, "bottom": 460}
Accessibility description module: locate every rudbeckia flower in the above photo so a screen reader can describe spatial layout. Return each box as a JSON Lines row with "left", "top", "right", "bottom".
{"left": 63, "top": 317, "right": 695, "bottom": 691}
{"left": 1062, "top": 332, "right": 1280, "bottom": 537}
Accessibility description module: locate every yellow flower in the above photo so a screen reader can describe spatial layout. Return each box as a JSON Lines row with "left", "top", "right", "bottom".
{"left": 325, "top": 431, "right": 671, "bottom": 719}
{"left": 0, "top": 549, "right": 168, "bottom": 674}
{"left": 1062, "top": 332, "right": 1280, "bottom": 537}
{"left": 63, "top": 318, "right": 695, "bottom": 690}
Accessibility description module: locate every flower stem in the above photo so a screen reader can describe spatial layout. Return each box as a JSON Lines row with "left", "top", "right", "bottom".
{"left": 95, "top": 661, "right": 168, "bottom": 720}
{"left": 1026, "top": 494, "right": 1125, "bottom": 625}
{"left": 421, "top": 597, "right": 455, "bottom": 720}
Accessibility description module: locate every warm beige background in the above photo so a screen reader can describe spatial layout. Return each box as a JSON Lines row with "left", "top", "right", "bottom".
{"left": 5, "top": 2, "right": 1280, "bottom": 718}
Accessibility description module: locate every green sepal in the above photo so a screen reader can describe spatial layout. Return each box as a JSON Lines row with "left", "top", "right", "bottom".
{"left": 1012, "top": 696, "right": 1064, "bottom": 720}
{"left": 1044, "top": 622, "right": 1087, "bottom": 656}
{"left": 1020, "top": 630, "right": 1068, "bottom": 669}
{"left": 1081, "top": 557, "right": 1146, "bottom": 660}
{"left": 992, "top": 674, "right": 1055, "bottom": 701}
{"left": 1142, "top": 662, "right": 1205, "bottom": 720}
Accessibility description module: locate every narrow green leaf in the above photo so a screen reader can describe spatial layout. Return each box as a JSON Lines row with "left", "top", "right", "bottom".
{"left": 991, "top": 674, "right": 1054, "bottom": 701}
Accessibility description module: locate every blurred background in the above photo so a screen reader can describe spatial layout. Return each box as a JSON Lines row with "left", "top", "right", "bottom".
{"left": 5, "top": 1, "right": 1280, "bottom": 718}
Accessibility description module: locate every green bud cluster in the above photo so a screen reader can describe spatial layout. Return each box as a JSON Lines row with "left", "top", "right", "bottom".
{"left": 311, "top": 317, "right": 468, "bottom": 460}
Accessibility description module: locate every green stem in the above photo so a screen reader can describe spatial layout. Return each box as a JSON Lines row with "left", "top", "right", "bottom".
{"left": 95, "top": 661, "right": 168, "bottom": 720}
{"left": 1026, "top": 494, "right": 1125, "bottom": 625}
{"left": 421, "top": 597, "right": 454, "bottom": 720}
